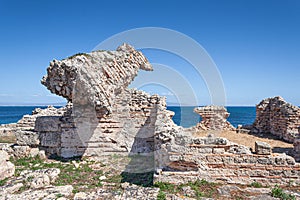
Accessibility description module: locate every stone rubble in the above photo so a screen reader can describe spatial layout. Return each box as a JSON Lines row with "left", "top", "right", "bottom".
{"left": 73, "top": 183, "right": 160, "bottom": 200}
{"left": 0, "top": 185, "right": 73, "bottom": 200}
{"left": 0, "top": 150, "right": 15, "bottom": 181}
{"left": 194, "top": 106, "right": 235, "bottom": 131}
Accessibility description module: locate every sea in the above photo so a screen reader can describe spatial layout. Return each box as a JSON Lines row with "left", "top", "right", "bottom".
{"left": 0, "top": 106, "right": 256, "bottom": 128}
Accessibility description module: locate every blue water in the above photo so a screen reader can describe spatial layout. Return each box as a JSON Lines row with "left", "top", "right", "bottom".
{"left": 0, "top": 106, "right": 256, "bottom": 128}
{"left": 0, "top": 106, "right": 60, "bottom": 125}
{"left": 167, "top": 106, "right": 256, "bottom": 128}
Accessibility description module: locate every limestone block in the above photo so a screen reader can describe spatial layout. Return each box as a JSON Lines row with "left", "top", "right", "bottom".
{"left": 0, "top": 150, "right": 15, "bottom": 180}
{"left": 39, "top": 132, "right": 60, "bottom": 147}
{"left": 12, "top": 145, "right": 30, "bottom": 158}
{"left": 15, "top": 130, "right": 40, "bottom": 146}
{"left": 35, "top": 116, "right": 61, "bottom": 132}
{"left": 255, "top": 141, "right": 271, "bottom": 155}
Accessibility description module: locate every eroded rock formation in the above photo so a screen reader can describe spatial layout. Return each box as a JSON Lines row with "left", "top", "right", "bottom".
{"left": 31, "top": 44, "right": 179, "bottom": 164}
{"left": 41, "top": 43, "right": 153, "bottom": 116}
{"left": 194, "top": 106, "right": 235, "bottom": 131}
{"left": 253, "top": 96, "right": 300, "bottom": 143}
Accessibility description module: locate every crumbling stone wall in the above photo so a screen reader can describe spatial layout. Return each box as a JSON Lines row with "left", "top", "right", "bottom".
{"left": 31, "top": 44, "right": 177, "bottom": 159}
{"left": 154, "top": 134, "right": 300, "bottom": 186}
{"left": 194, "top": 106, "right": 235, "bottom": 131}
{"left": 293, "top": 139, "right": 300, "bottom": 162}
{"left": 253, "top": 96, "right": 300, "bottom": 143}
{"left": 35, "top": 89, "right": 166, "bottom": 158}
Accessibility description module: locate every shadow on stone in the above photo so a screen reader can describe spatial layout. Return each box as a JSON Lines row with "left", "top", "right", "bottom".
{"left": 121, "top": 106, "right": 158, "bottom": 187}
{"left": 121, "top": 171, "right": 154, "bottom": 187}
{"left": 272, "top": 147, "right": 293, "bottom": 154}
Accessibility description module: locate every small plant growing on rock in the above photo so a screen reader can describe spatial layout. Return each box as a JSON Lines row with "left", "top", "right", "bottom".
{"left": 0, "top": 178, "right": 8, "bottom": 186}
{"left": 157, "top": 190, "right": 166, "bottom": 200}
{"left": 271, "top": 185, "right": 296, "bottom": 200}
{"left": 250, "top": 181, "right": 263, "bottom": 188}
{"left": 154, "top": 182, "right": 177, "bottom": 193}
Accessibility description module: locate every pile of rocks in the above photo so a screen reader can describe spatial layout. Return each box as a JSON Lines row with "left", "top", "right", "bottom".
{"left": 194, "top": 106, "right": 235, "bottom": 131}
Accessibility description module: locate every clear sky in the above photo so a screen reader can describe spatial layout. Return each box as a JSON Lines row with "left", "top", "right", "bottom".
{"left": 0, "top": 0, "right": 299, "bottom": 106}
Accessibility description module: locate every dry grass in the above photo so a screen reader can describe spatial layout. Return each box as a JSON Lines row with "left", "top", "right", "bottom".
{"left": 0, "top": 135, "right": 16, "bottom": 143}
{"left": 193, "top": 130, "right": 294, "bottom": 154}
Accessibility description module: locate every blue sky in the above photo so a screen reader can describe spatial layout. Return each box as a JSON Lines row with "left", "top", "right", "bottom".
{"left": 0, "top": 0, "right": 299, "bottom": 106}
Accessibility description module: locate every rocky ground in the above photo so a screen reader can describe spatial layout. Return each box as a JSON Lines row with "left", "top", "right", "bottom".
{"left": 0, "top": 147, "right": 299, "bottom": 200}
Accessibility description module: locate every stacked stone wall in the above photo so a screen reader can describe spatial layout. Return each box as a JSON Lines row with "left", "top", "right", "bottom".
{"left": 253, "top": 96, "right": 300, "bottom": 143}
{"left": 154, "top": 135, "right": 300, "bottom": 186}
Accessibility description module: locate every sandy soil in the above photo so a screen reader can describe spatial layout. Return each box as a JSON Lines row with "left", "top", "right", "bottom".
{"left": 193, "top": 130, "right": 294, "bottom": 154}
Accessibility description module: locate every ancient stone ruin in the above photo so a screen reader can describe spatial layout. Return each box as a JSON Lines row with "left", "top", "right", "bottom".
{"left": 1, "top": 44, "right": 299, "bottom": 189}
{"left": 251, "top": 96, "right": 300, "bottom": 162}
{"left": 35, "top": 43, "right": 176, "bottom": 161}
{"left": 253, "top": 96, "right": 300, "bottom": 143}
{"left": 194, "top": 106, "right": 235, "bottom": 131}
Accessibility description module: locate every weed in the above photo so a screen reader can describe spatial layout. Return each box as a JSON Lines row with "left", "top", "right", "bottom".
{"left": 154, "top": 182, "right": 177, "bottom": 193}
{"left": 250, "top": 181, "right": 263, "bottom": 188}
{"left": 56, "top": 193, "right": 64, "bottom": 198}
{"left": 0, "top": 178, "right": 8, "bottom": 186}
{"left": 157, "top": 190, "right": 166, "bottom": 200}
{"left": 271, "top": 185, "right": 296, "bottom": 200}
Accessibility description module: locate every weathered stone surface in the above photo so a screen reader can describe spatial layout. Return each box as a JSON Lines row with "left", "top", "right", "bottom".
{"left": 73, "top": 184, "right": 159, "bottom": 200}
{"left": 253, "top": 96, "right": 300, "bottom": 143}
{"left": 20, "top": 168, "right": 60, "bottom": 183}
{"left": 0, "top": 124, "right": 17, "bottom": 137}
{"left": 11, "top": 145, "right": 30, "bottom": 158}
{"left": 15, "top": 130, "right": 39, "bottom": 146}
{"left": 12, "top": 106, "right": 68, "bottom": 148}
{"left": 30, "top": 174, "right": 50, "bottom": 189}
{"left": 194, "top": 106, "right": 235, "bottom": 131}
{"left": 41, "top": 43, "right": 153, "bottom": 115}
{"left": 35, "top": 116, "right": 61, "bottom": 132}
{"left": 293, "top": 139, "right": 300, "bottom": 162}
{"left": 2, "top": 185, "right": 73, "bottom": 199}
{"left": 255, "top": 141, "right": 271, "bottom": 155}
{"left": 0, "top": 150, "right": 15, "bottom": 181}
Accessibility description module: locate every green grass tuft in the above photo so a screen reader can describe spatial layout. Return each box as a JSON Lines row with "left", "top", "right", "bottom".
{"left": 271, "top": 185, "right": 296, "bottom": 200}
